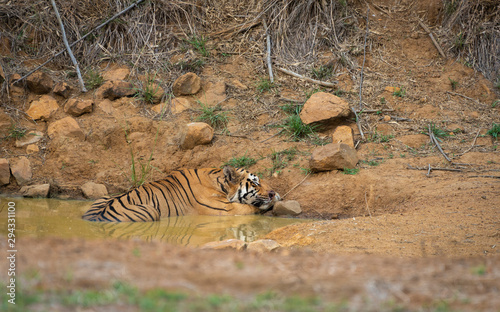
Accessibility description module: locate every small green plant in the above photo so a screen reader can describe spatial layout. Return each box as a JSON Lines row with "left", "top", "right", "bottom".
{"left": 429, "top": 123, "right": 450, "bottom": 140}
{"left": 195, "top": 102, "right": 229, "bottom": 130}
{"left": 185, "top": 35, "right": 209, "bottom": 57}
{"left": 343, "top": 167, "right": 359, "bottom": 175}
{"left": 368, "top": 130, "right": 394, "bottom": 143}
{"left": 393, "top": 87, "right": 406, "bottom": 97}
{"left": 280, "top": 114, "right": 318, "bottom": 141}
{"left": 492, "top": 100, "right": 499, "bottom": 108}
{"left": 84, "top": 68, "right": 104, "bottom": 90}
{"left": 311, "top": 64, "right": 334, "bottom": 80}
{"left": 471, "top": 264, "right": 487, "bottom": 276}
{"left": 380, "top": 97, "right": 386, "bottom": 105}
{"left": 134, "top": 73, "right": 163, "bottom": 104}
{"left": 7, "top": 124, "right": 27, "bottom": 139}
{"left": 333, "top": 89, "right": 345, "bottom": 97}
{"left": 174, "top": 59, "right": 205, "bottom": 72}
{"left": 487, "top": 123, "right": 500, "bottom": 139}
{"left": 448, "top": 77, "right": 459, "bottom": 90}
{"left": 454, "top": 32, "right": 466, "bottom": 50}
{"left": 224, "top": 154, "right": 258, "bottom": 169}
{"left": 256, "top": 77, "right": 274, "bottom": 93}
{"left": 279, "top": 101, "right": 301, "bottom": 115}
{"left": 268, "top": 148, "right": 299, "bottom": 176}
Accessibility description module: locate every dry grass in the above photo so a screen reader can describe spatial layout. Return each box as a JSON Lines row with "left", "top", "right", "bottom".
{"left": 439, "top": 0, "right": 499, "bottom": 83}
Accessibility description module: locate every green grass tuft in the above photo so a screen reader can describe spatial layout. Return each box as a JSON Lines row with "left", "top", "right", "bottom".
{"left": 195, "top": 102, "right": 229, "bottom": 131}
{"left": 185, "top": 35, "right": 210, "bottom": 57}
{"left": 224, "top": 154, "right": 258, "bottom": 169}
{"left": 84, "top": 68, "right": 104, "bottom": 90}
{"left": 487, "top": 123, "right": 500, "bottom": 139}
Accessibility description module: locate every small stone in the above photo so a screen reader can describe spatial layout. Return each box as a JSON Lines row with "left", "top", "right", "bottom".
{"left": 272, "top": 200, "right": 302, "bottom": 216}
{"left": 96, "top": 80, "right": 135, "bottom": 100}
{"left": 102, "top": 66, "right": 131, "bottom": 81}
{"left": 0, "top": 158, "right": 10, "bottom": 185}
{"left": 53, "top": 82, "right": 73, "bottom": 98}
{"left": 309, "top": 143, "right": 359, "bottom": 172}
{"left": 201, "top": 239, "right": 246, "bottom": 251}
{"left": 81, "top": 182, "right": 108, "bottom": 199}
{"left": 230, "top": 79, "right": 248, "bottom": 90}
{"left": 180, "top": 122, "right": 214, "bottom": 149}
{"left": 171, "top": 97, "right": 192, "bottom": 114}
{"left": 26, "top": 71, "right": 54, "bottom": 94}
{"left": 172, "top": 72, "right": 201, "bottom": 96}
{"left": 331, "top": 126, "right": 354, "bottom": 148}
{"left": 10, "top": 156, "right": 32, "bottom": 185}
{"left": 384, "top": 86, "right": 401, "bottom": 93}
{"left": 383, "top": 115, "right": 391, "bottom": 122}
{"left": 64, "top": 98, "right": 93, "bottom": 117}
{"left": 299, "top": 92, "right": 351, "bottom": 125}
{"left": 47, "top": 117, "right": 85, "bottom": 140}
{"left": 26, "top": 95, "right": 59, "bottom": 120}
{"left": 247, "top": 239, "right": 281, "bottom": 253}
{"left": 20, "top": 184, "right": 50, "bottom": 198}
{"left": 15, "top": 130, "right": 43, "bottom": 147}
{"left": 26, "top": 144, "right": 39, "bottom": 154}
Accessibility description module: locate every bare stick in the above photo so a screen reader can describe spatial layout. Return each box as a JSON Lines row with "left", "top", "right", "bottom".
{"left": 468, "top": 175, "right": 500, "bottom": 179}
{"left": 445, "top": 91, "right": 484, "bottom": 106}
{"left": 277, "top": 67, "right": 337, "bottom": 88}
{"left": 359, "top": 4, "right": 370, "bottom": 111}
{"left": 282, "top": 173, "right": 310, "bottom": 199}
{"left": 352, "top": 107, "right": 365, "bottom": 140}
{"left": 364, "top": 191, "right": 372, "bottom": 218}
{"left": 428, "top": 125, "right": 452, "bottom": 162}
{"left": 458, "top": 129, "right": 481, "bottom": 156}
{"left": 418, "top": 19, "right": 446, "bottom": 58}
{"left": 426, "top": 164, "right": 432, "bottom": 177}
{"left": 14, "top": 0, "right": 145, "bottom": 85}
{"left": 50, "top": 0, "right": 86, "bottom": 92}
{"left": 407, "top": 164, "right": 462, "bottom": 172}
{"left": 262, "top": 19, "right": 274, "bottom": 83}
{"left": 260, "top": 129, "right": 284, "bottom": 143}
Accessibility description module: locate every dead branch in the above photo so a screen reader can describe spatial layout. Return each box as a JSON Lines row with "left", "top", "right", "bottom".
{"left": 14, "top": 0, "right": 145, "bottom": 85}
{"left": 457, "top": 129, "right": 481, "bottom": 156}
{"left": 468, "top": 175, "right": 500, "bottom": 179}
{"left": 50, "top": 0, "right": 87, "bottom": 92}
{"left": 429, "top": 124, "right": 452, "bottom": 162}
{"left": 277, "top": 67, "right": 337, "bottom": 88}
{"left": 407, "top": 164, "right": 462, "bottom": 172}
{"left": 445, "top": 91, "right": 485, "bottom": 106}
{"left": 208, "top": 21, "right": 260, "bottom": 39}
{"left": 418, "top": 19, "right": 446, "bottom": 58}
{"left": 352, "top": 107, "right": 365, "bottom": 140}
{"left": 262, "top": 19, "right": 274, "bottom": 83}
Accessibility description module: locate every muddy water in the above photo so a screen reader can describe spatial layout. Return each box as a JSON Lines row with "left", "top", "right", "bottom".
{"left": 0, "top": 197, "right": 309, "bottom": 247}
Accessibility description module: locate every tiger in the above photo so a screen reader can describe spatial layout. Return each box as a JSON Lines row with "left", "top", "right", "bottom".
{"left": 82, "top": 166, "right": 280, "bottom": 222}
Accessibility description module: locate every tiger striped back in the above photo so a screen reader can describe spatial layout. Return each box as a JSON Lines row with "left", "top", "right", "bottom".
{"left": 82, "top": 166, "right": 280, "bottom": 222}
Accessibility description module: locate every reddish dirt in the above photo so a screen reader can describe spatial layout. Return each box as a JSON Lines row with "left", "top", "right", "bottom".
{"left": 1, "top": 0, "right": 499, "bottom": 310}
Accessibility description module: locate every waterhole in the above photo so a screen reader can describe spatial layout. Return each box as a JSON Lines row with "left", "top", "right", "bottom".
{"left": 0, "top": 197, "right": 309, "bottom": 247}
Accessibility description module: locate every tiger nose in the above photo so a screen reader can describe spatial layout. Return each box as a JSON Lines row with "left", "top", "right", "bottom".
{"left": 269, "top": 190, "right": 276, "bottom": 199}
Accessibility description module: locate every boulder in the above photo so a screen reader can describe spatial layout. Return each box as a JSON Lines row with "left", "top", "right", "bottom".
{"left": 272, "top": 200, "right": 302, "bottom": 216}
{"left": 180, "top": 122, "right": 214, "bottom": 149}
{"left": 26, "top": 95, "right": 59, "bottom": 120}
{"left": 10, "top": 156, "right": 32, "bottom": 185}
{"left": 96, "top": 80, "right": 135, "bottom": 100}
{"left": 26, "top": 71, "right": 54, "bottom": 94}
{"left": 0, "top": 158, "right": 10, "bottom": 185}
{"left": 299, "top": 92, "right": 351, "bottom": 125}
{"left": 64, "top": 98, "right": 93, "bottom": 117}
{"left": 172, "top": 72, "right": 201, "bottom": 96}
{"left": 20, "top": 184, "right": 50, "bottom": 198}
{"left": 47, "top": 117, "right": 85, "bottom": 140}
{"left": 309, "top": 143, "right": 358, "bottom": 172}
{"left": 332, "top": 125, "right": 354, "bottom": 147}
{"left": 247, "top": 239, "right": 281, "bottom": 253}
{"left": 201, "top": 239, "right": 246, "bottom": 251}
{"left": 15, "top": 130, "right": 43, "bottom": 147}
{"left": 81, "top": 182, "right": 108, "bottom": 199}
{"left": 53, "top": 82, "right": 73, "bottom": 98}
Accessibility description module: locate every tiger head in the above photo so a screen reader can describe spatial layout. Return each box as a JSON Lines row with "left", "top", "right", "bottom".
{"left": 222, "top": 166, "right": 280, "bottom": 212}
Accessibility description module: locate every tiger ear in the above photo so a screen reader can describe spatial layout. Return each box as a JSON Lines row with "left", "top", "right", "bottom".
{"left": 223, "top": 166, "right": 240, "bottom": 184}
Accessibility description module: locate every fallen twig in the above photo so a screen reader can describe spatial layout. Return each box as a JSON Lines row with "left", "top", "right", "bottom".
{"left": 50, "top": 0, "right": 87, "bottom": 92}
{"left": 282, "top": 173, "right": 310, "bottom": 199}
{"left": 445, "top": 91, "right": 484, "bottom": 106}
{"left": 208, "top": 21, "right": 260, "bottom": 39}
{"left": 262, "top": 19, "right": 274, "bottom": 83}
{"left": 277, "top": 67, "right": 337, "bottom": 88}
{"left": 429, "top": 124, "right": 452, "bottom": 162}
{"left": 359, "top": 4, "right": 370, "bottom": 111}
{"left": 418, "top": 19, "right": 446, "bottom": 58}
{"left": 352, "top": 107, "right": 365, "bottom": 140}
{"left": 14, "top": 0, "right": 145, "bottom": 85}
{"left": 468, "top": 175, "right": 500, "bottom": 179}
{"left": 260, "top": 129, "right": 284, "bottom": 143}
{"left": 458, "top": 129, "right": 481, "bottom": 156}
{"left": 407, "top": 164, "right": 462, "bottom": 172}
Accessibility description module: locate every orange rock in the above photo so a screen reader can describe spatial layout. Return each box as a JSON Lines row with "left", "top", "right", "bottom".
{"left": 26, "top": 95, "right": 59, "bottom": 120}
{"left": 332, "top": 125, "right": 354, "bottom": 147}
{"left": 299, "top": 92, "right": 350, "bottom": 125}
